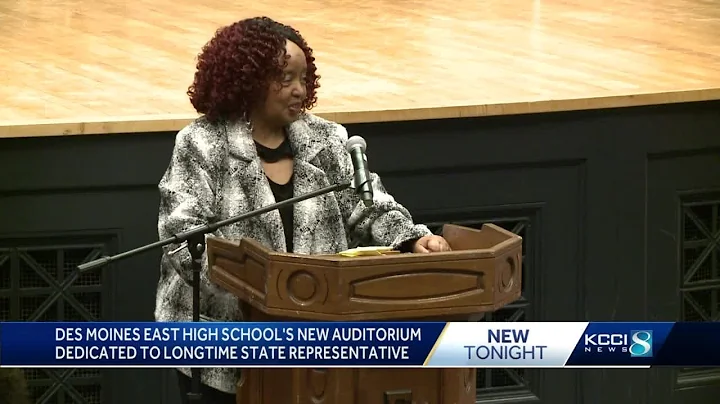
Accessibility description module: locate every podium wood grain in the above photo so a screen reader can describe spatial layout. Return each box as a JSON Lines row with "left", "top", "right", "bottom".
{"left": 208, "top": 224, "right": 522, "bottom": 404}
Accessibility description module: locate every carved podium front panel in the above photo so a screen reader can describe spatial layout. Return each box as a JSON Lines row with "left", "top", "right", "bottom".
{"left": 208, "top": 224, "right": 522, "bottom": 404}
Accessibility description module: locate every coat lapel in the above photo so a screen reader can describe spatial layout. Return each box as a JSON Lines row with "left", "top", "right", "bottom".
{"left": 286, "top": 117, "right": 347, "bottom": 254}
{"left": 225, "top": 120, "right": 287, "bottom": 252}
{"left": 290, "top": 160, "right": 345, "bottom": 254}
{"left": 223, "top": 115, "right": 346, "bottom": 254}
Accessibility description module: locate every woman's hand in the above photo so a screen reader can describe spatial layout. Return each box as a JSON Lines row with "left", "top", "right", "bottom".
{"left": 412, "top": 235, "right": 452, "bottom": 253}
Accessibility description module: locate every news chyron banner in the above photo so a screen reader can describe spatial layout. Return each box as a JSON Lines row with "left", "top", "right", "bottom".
{"left": 0, "top": 322, "right": 718, "bottom": 368}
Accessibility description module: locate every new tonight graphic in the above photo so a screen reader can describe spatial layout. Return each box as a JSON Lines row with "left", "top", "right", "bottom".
{"left": 1, "top": 322, "right": 720, "bottom": 367}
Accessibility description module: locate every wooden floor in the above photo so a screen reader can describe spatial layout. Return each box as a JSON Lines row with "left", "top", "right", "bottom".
{"left": 1, "top": 0, "right": 720, "bottom": 137}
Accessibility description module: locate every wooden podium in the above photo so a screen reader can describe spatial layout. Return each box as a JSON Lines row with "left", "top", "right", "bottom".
{"left": 208, "top": 223, "right": 522, "bottom": 404}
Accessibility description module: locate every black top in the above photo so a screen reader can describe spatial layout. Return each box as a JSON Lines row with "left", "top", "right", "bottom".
{"left": 255, "top": 138, "right": 295, "bottom": 252}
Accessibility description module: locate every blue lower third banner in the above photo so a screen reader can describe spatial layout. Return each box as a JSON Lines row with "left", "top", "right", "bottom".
{"left": 0, "top": 321, "right": 719, "bottom": 367}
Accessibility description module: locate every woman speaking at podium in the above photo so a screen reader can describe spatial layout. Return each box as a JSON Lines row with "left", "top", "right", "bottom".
{"left": 155, "top": 16, "right": 451, "bottom": 404}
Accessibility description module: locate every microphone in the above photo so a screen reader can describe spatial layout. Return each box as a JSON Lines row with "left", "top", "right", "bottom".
{"left": 346, "top": 135, "right": 374, "bottom": 207}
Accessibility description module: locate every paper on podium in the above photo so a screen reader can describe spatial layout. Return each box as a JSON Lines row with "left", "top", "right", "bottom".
{"left": 337, "top": 246, "right": 400, "bottom": 257}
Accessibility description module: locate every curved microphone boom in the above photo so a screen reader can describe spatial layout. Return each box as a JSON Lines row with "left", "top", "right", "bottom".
{"left": 346, "top": 135, "right": 374, "bottom": 207}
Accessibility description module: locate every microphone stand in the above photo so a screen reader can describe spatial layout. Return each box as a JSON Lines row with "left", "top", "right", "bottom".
{"left": 74, "top": 179, "right": 353, "bottom": 402}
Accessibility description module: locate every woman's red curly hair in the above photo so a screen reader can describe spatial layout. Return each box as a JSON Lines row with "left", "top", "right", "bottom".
{"left": 188, "top": 17, "right": 320, "bottom": 122}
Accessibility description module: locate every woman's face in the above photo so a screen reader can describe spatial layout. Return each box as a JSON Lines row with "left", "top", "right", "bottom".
{"left": 258, "top": 40, "right": 308, "bottom": 127}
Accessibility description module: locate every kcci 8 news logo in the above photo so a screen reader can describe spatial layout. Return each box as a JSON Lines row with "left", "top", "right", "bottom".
{"left": 584, "top": 330, "right": 653, "bottom": 357}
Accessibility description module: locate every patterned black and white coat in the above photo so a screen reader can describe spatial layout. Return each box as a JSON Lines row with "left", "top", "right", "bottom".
{"left": 154, "top": 112, "right": 432, "bottom": 393}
